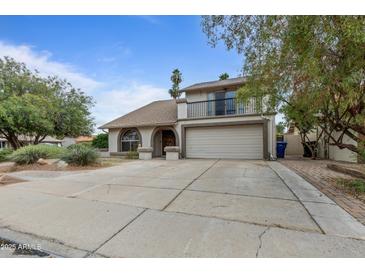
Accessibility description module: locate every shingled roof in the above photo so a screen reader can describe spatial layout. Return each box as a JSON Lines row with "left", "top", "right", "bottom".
{"left": 181, "top": 76, "right": 246, "bottom": 92}
{"left": 99, "top": 99, "right": 177, "bottom": 129}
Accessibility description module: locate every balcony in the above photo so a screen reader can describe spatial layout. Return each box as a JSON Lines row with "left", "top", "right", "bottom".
{"left": 187, "top": 97, "right": 257, "bottom": 118}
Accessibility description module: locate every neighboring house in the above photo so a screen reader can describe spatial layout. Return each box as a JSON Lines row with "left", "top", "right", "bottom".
{"left": 0, "top": 135, "right": 63, "bottom": 148}
{"left": 37, "top": 136, "right": 64, "bottom": 147}
{"left": 61, "top": 136, "right": 95, "bottom": 147}
{"left": 61, "top": 137, "right": 77, "bottom": 147}
{"left": 100, "top": 77, "right": 277, "bottom": 160}
{"left": 75, "top": 136, "right": 94, "bottom": 144}
{"left": 0, "top": 135, "right": 96, "bottom": 150}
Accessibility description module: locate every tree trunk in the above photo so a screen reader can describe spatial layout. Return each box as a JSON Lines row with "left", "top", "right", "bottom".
{"left": 7, "top": 135, "right": 21, "bottom": 150}
{"left": 38, "top": 135, "right": 47, "bottom": 143}
{"left": 1, "top": 131, "right": 24, "bottom": 150}
{"left": 319, "top": 123, "right": 361, "bottom": 155}
{"left": 34, "top": 135, "right": 40, "bottom": 145}
{"left": 33, "top": 135, "right": 47, "bottom": 145}
{"left": 300, "top": 133, "right": 316, "bottom": 159}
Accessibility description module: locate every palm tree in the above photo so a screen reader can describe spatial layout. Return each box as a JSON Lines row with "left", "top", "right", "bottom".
{"left": 219, "top": 73, "right": 229, "bottom": 80}
{"left": 169, "top": 69, "right": 183, "bottom": 99}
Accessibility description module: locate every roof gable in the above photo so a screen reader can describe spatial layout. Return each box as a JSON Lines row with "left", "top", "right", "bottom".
{"left": 99, "top": 99, "right": 177, "bottom": 129}
{"left": 181, "top": 77, "right": 246, "bottom": 93}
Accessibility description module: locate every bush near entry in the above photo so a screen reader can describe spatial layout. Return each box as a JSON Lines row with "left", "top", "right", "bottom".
{"left": 62, "top": 144, "right": 99, "bottom": 166}
{"left": 126, "top": 150, "right": 139, "bottom": 159}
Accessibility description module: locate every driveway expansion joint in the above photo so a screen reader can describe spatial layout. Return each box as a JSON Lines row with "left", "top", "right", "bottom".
{"left": 104, "top": 183, "right": 182, "bottom": 192}
{"left": 161, "top": 159, "right": 220, "bottom": 211}
{"left": 91, "top": 208, "right": 148, "bottom": 256}
{"left": 184, "top": 188, "right": 299, "bottom": 202}
{"left": 67, "top": 184, "right": 105, "bottom": 198}
{"left": 164, "top": 209, "right": 322, "bottom": 235}
{"left": 72, "top": 195, "right": 149, "bottom": 210}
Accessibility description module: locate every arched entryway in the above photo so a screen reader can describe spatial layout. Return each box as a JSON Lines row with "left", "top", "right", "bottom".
{"left": 151, "top": 127, "right": 178, "bottom": 157}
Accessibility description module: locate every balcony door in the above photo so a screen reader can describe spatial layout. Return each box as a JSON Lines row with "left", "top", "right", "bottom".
{"left": 225, "top": 91, "right": 236, "bottom": 114}
{"left": 215, "top": 91, "right": 225, "bottom": 116}
{"left": 207, "top": 90, "right": 239, "bottom": 116}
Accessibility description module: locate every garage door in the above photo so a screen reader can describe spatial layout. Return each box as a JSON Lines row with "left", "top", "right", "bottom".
{"left": 186, "top": 124, "right": 263, "bottom": 159}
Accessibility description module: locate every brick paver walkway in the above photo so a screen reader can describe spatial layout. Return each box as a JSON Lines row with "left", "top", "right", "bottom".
{"left": 280, "top": 157, "right": 365, "bottom": 225}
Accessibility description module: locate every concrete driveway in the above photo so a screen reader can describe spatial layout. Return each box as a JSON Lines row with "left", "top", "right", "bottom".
{"left": 1, "top": 159, "right": 365, "bottom": 257}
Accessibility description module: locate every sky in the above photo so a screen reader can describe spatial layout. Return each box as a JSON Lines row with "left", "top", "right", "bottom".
{"left": 0, "top": 16, "right": 245, "bottom": 129}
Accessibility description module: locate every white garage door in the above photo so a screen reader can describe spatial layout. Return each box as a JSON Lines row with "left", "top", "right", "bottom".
{"left": 186, "top": 124, "right": 263, "bottom": 159}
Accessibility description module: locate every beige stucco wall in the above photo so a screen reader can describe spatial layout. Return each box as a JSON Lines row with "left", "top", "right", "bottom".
{"left": 138, "top": 127, "right": 155, "bottom": 147}
{"left": 267, "top": 115, "right": 276, "bottom": 158}
{"left": 177, "top": 102, "right": 187, "bottom": 119}
{"left": 328, "top": 131, "right": 358, "bottom": 163}
{"left": 108, "top": 128, "right": 120, "bottom": 153}
{"left": 284, "top": 134, "right": 304, "bottom": 156}
{"left": 185, "top": 91, "right": 207, "bottom": 103}
{"left": 284, "top": 129, "right": 358, "bottom": 163}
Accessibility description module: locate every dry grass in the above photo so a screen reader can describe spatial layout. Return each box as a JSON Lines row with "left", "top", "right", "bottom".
{"left": 5, "top": 157, "right": 131, "bottom": 173}
{"left": 0, "top": 157, "right": 132, "bottom": 187}
{"left": 336, "top": 178, "right": 365, "bottom": 202}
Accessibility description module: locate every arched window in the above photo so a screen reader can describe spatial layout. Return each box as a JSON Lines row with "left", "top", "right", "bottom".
{"left": 121, "top": 129, "right": 140, "bottom": 152}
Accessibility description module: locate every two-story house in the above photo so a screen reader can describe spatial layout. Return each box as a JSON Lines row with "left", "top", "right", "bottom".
{"left": 99, "top": 77, "right": 277, "bottom": 160}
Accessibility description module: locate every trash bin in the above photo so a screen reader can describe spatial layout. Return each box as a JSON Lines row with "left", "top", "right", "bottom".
{"left": 276, "top": 141, "right": 287, "bottom": 158}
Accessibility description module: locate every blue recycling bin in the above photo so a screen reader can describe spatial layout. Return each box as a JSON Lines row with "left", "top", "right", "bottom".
{"left": 276, "top": 141, "right": 287, "bottom": 158}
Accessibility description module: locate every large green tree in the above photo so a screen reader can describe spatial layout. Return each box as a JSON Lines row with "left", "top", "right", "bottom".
{"left": 0, "top": 57, "right": 94, "bottom": 149}
{"left": 202, "top": 16, "right": 365, "bottom": 156}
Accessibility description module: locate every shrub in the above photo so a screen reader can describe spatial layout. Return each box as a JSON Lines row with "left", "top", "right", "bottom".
{"left": 126, "top": 150, "right": 139, "bottom": 159}
{"left": 79, "top": 142, "right": 92, "bottom": 148}
{"left": 0, "top": 148, "right": 13, "bottom": 162}
{"left": 92, "top": 133, "right": 108, "bottom": 149}
{"left": 9, "top": 145, "right": 66, "bottom": 165}
{"left": 62, "top": 144, "right": 99, "bottom": 166}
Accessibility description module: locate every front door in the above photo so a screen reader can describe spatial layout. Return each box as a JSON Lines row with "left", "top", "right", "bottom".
{"left": 161, "top": 130, "right": 176, "bottom": 155}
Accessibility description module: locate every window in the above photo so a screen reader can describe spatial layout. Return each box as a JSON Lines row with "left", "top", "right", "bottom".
{"left": 121, "top": 129, "right": 140, "bottom": 152}
{"left": 0, "top": 141, "right": 7, "bottom": 149}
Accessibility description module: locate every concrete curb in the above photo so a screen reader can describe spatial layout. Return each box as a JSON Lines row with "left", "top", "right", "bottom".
{"left": 269, "top": 161, "right": 365, "bottom": 240}
{"left": 0, "top": 227, "right": 90, "bottom": 258}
